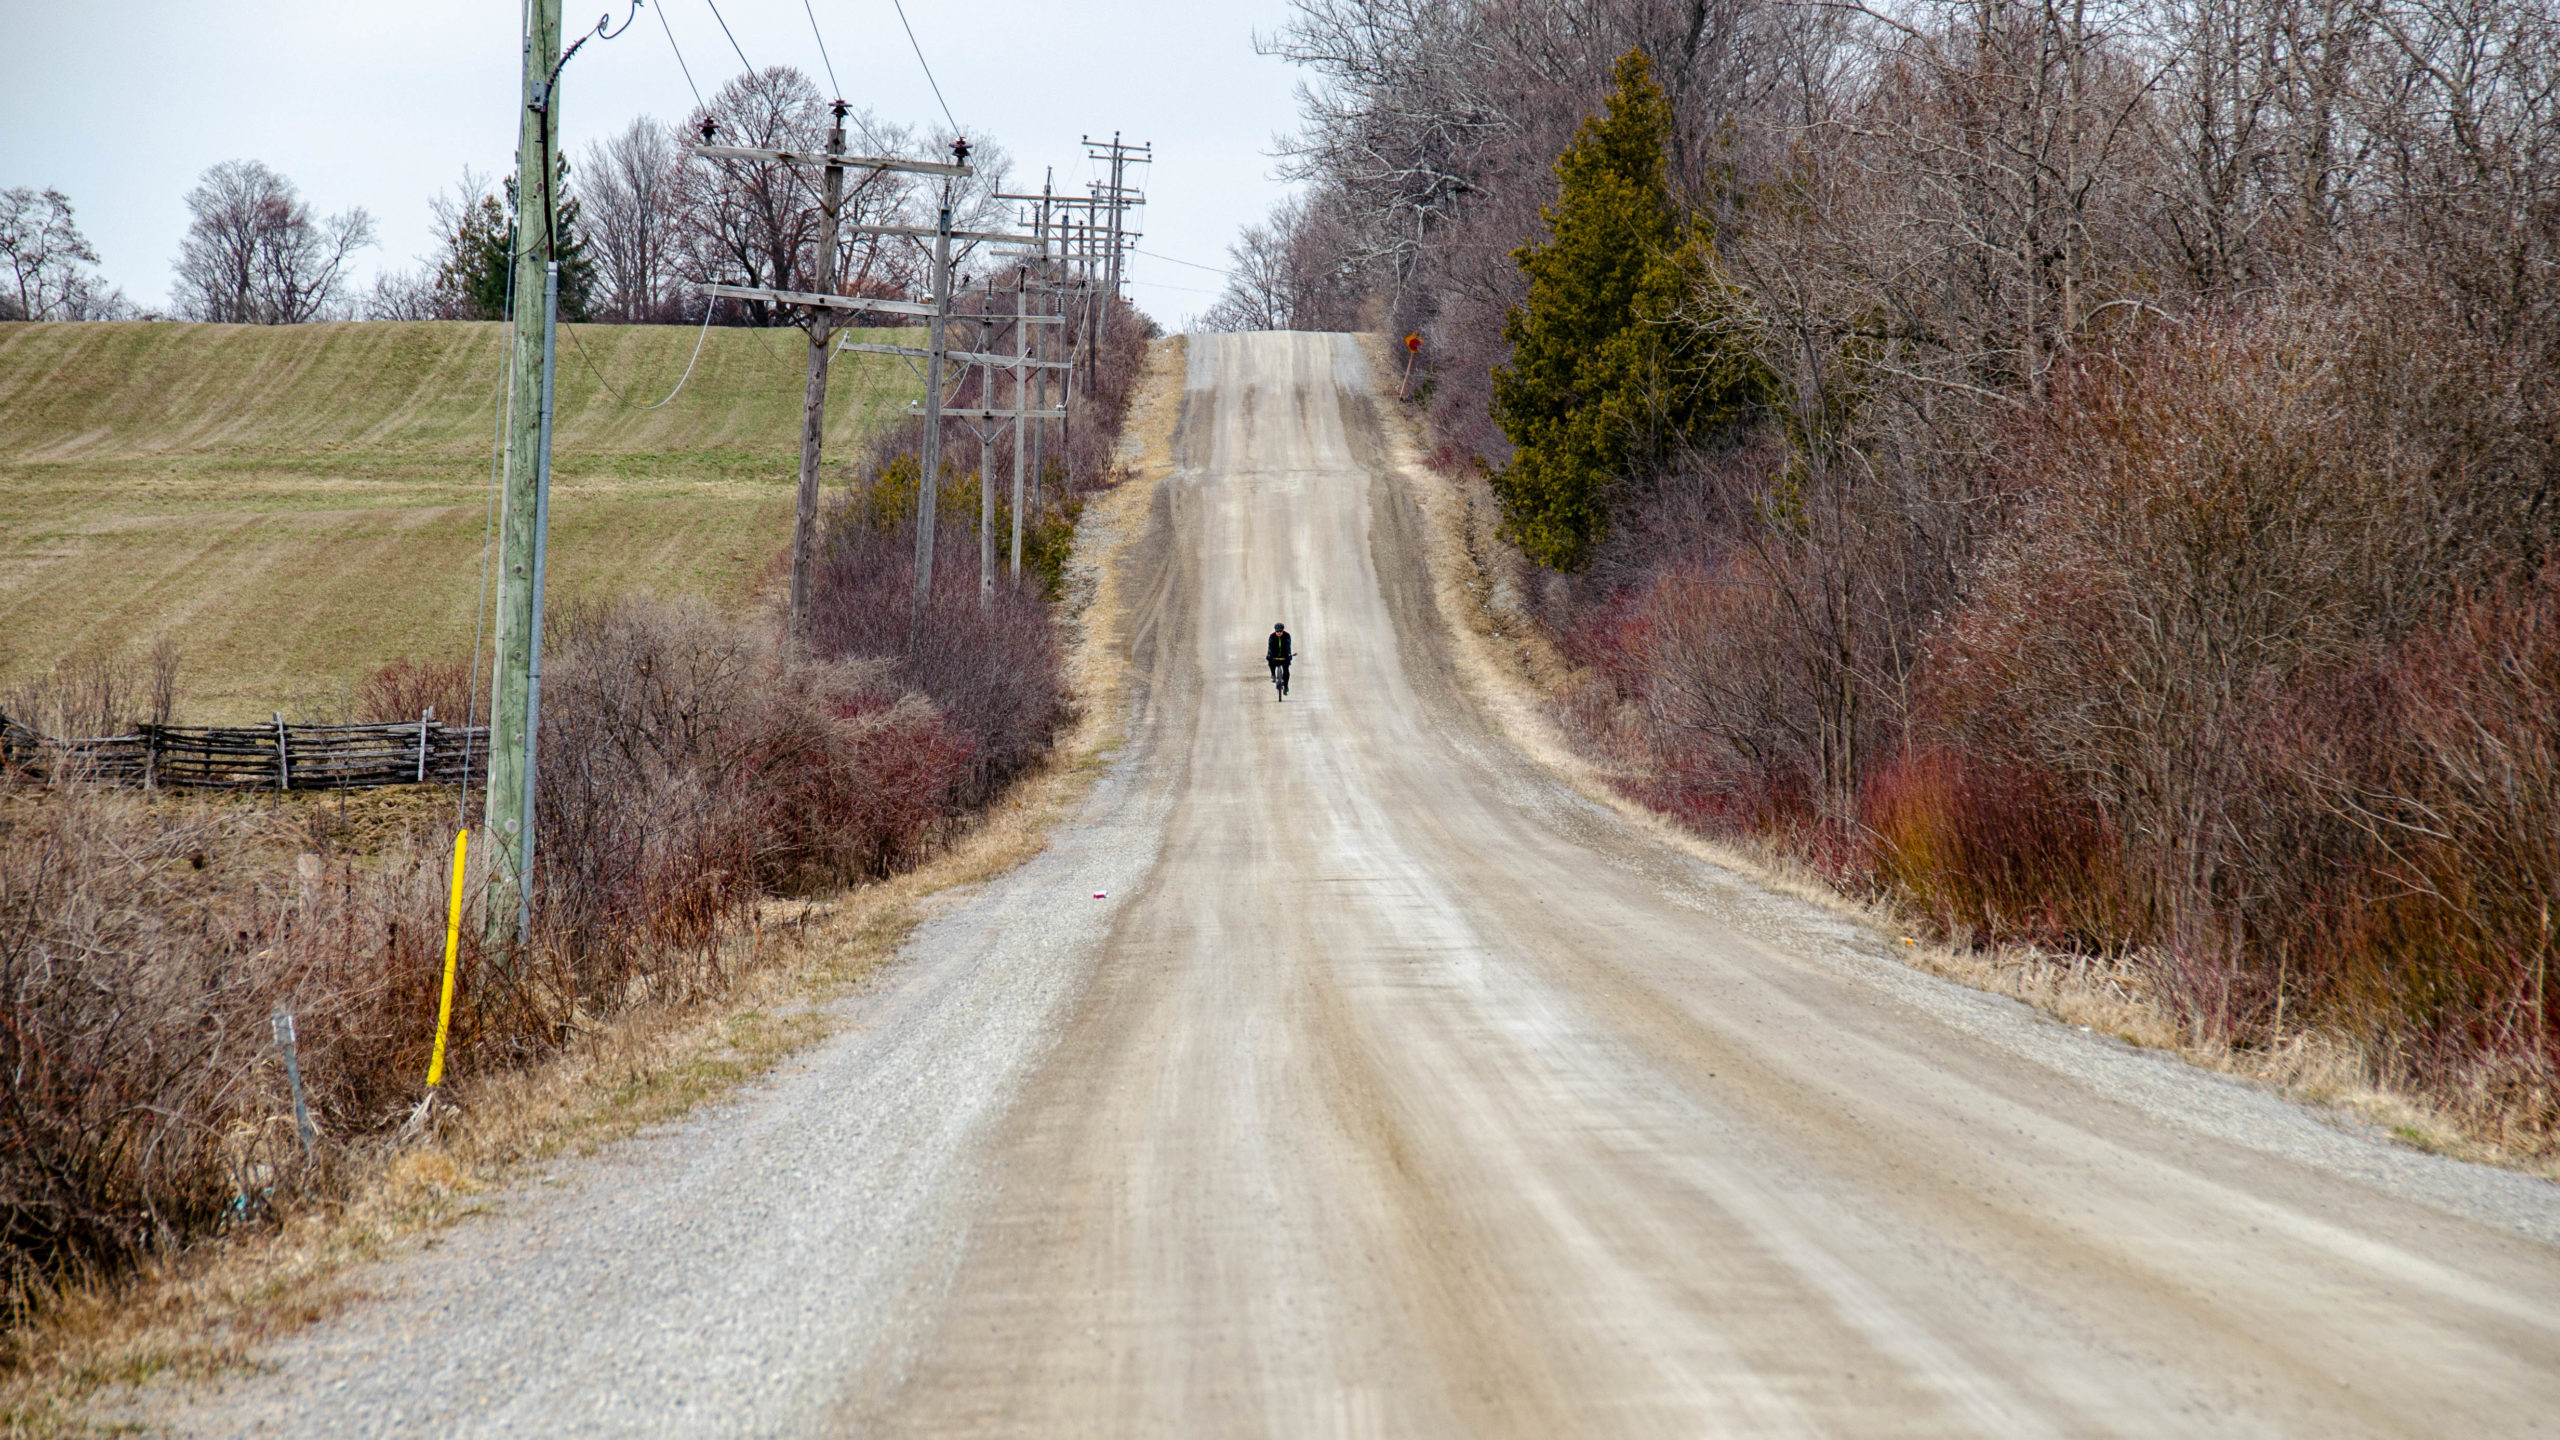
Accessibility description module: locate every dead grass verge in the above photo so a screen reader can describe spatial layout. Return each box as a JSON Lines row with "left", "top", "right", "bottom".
{"left": 0, "top": 335, "right": 1187, "bottom": 1440}
{"left": 1356, "top": 332, "right": 2558, "bottom": 1186}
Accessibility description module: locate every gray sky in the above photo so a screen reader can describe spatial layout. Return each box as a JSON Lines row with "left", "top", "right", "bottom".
{"left": 0, "top": 0, "right": 1308, "bottom": 326}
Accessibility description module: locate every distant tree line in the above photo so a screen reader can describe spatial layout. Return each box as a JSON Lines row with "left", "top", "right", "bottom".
{"left": 371, "top": 65, "right": 1012, "bottom": 326}
{"left": 2, "top": 64, "right": 1011, "bottom": 328}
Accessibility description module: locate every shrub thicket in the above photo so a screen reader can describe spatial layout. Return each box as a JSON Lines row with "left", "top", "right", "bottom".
{"left": 1250, "top": 0, "right": 2560, "bottom": 1129}
{"left": 2, "top": 600, "right": 977, "bottom": 1311}
{"left": 3, "top": 296, "right": 1154, "bottom": 1310}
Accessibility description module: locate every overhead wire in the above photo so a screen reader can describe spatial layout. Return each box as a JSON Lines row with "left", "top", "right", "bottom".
{"left": 562, "top": 296, "right": 721, "bottom": 409}
{"left": 803, "top": 0, "right": 843, "bottom": 100}
{"left": 1134, "top": 247, "right": 1231, "bottom": 276}
{"left": 701, "top": 0, "right": 756, "bottom": 74}
{"left": 888, "top": 0, "right": 959, "bottom": 135}
{"left": 798, "top": 1, "right": 888, "bottom": 150}
{"left": 655, "top": 0, "right": 706, "bottom": 107}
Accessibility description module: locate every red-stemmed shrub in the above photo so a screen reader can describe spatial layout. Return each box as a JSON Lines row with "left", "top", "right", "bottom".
{"left": 353, "top": 655, "right": 478, "bottom": 726}
{"left": 1861, "top": 746, "right": 2127, "bottom": 951}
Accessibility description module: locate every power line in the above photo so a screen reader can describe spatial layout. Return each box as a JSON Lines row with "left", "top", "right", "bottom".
{"left": 1135, "top": 247, "right": 1230, "bottom": 276}
{"left": 701, "top": 0, "right": 755, "bottom": 75}
{"left": 562, "top": 297, "right": 722, "bottom": 410}
{"left": 888, "top": 0, "right": 959, "bottom": 135}
{"left": 798, "top": 2, "right": 887, "bottom": 151}
{"left": 655, "top": 0, "right": 705, "bottom": 108}
{"left": 802, "top": 0, "right": 842, "bottom": 99}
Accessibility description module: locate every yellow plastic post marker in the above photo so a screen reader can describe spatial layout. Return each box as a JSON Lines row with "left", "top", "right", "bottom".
{"left": 427, "top": 829, "right": 468, "bottom": 1088}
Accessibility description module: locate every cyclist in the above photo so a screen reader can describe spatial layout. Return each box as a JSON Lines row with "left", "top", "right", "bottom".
{"left": 1266, "top": 622, "right": 1293, "bottom": 701}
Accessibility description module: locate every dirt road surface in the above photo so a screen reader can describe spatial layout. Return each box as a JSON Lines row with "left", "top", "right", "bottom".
{"left": 153, "top": 332, "right": 2560, "bottom": 1437}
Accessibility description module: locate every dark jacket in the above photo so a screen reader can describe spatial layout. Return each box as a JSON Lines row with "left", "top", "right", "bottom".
{"left": 1267, "top": 631, "right": 1293, "bottom": 665}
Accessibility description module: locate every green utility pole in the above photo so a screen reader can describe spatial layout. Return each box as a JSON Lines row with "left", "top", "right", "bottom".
{"left": 485, "top": 0, "right": 565, "bottom": 943}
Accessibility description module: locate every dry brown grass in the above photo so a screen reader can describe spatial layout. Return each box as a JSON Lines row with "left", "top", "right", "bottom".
{"left": 0, "top": 335, "right": 1189, "bottom": 1440}
{"left": 1360, "top": 331, "right": 2559, "bottom": 1186}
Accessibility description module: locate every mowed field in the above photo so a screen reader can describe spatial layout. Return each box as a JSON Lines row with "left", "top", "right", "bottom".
{"left": 0, "top": 319, "right": 916, "bottom": 721}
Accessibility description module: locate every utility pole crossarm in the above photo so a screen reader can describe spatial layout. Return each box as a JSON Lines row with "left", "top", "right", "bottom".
{"left": 842, "top": 341, "right": 1070, "bottom": 369}
{"left": 841, "top": 221, "right": 1041, "bottom": 246}
{"left": 705, "top": 282, "right": 935, "bottom": 318}
{"left": 691, "top": 143, "right": 970, "bottom": 177}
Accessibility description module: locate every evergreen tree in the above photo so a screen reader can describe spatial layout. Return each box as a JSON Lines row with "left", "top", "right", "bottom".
{"left": 1489, "top": 50, "right": 1765, "bottom": 570}
{"left": 437, "top": 162, "right": 597, "bottom": 321}
{"left": 552, "top": 165, "right": 598, "bottom": 322}
{"left": 435, "top": 189, "right": 512, "bottom": 320}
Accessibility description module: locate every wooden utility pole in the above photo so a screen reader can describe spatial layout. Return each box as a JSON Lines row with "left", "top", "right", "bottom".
{"left": 1075, "top": 211, "right": 1099, "bottom": 396}
{"left": 1081, "top": 133, "right": 1151, "bottom": 306}
{"left": 996, "top": 177, "right": 1070, "bottom": 479}
{"left": 978, "top": 340, "right": 996, "bottom": 609}
{"left": 688, "top": 136, "right": 973, "bottom": 629}
{"left": 1029, "top": 179, "right": 1053, "bottom": 502}
{"left": 847, "top": 291, "right": 1065, "bottom": 608}
{"left": 915, "top": 193, "right": 954, "bottom": 622}
{"left": 484, "top": 0, "right": 565, "bottom": 943}
{"left": 1010, "top": 276, "right": 1028, "bottom": 585}
{"left": 789, "top": 103, "right": 852, "bottom": 646}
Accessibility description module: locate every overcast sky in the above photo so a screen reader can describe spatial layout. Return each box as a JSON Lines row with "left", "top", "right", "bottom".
{"left": 0, "top": 0, "right": 1308, "bottom": 326}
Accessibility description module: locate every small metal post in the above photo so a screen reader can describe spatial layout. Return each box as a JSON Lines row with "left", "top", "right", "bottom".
{"left": 272, "top": 1009, "right": 316, "bottom": 1164}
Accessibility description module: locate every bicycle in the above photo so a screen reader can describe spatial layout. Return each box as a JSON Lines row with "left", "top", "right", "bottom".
{"left": 1270, "top": 658, "right": 1292, "bottom": 701}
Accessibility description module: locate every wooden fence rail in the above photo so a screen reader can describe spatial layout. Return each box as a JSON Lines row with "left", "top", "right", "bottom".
{"left": 0, "top": 712, "right": 488, "bottom": 791}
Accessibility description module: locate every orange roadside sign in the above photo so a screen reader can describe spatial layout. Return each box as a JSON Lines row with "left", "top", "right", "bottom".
{"left": 1404, "top": 332, "right": 1422, "bottom": 352}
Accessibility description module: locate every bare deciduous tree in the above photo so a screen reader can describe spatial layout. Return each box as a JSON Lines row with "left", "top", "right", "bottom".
{"left": 172, "top": 160, "right": 376, "bottom": 324}
{"left": 1199, "top": 190, "right": 1365, "bottom": 331}
{"left": 361, "top": 267, "right": 444, "bottom": 321}
{"left": 0, "top": 186, "right": 127, "bottom": 320}
{"left": 582, "top": 117, "right": 689, "bottom": 322}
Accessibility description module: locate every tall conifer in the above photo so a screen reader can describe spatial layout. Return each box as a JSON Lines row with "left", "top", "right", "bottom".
{"left": 1491, "top": 50, "right": 1764, "bottom": 570}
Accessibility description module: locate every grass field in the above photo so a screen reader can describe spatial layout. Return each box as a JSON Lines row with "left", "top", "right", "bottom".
{"left": 0, "top": 319, "right": 917, "bottom": 721}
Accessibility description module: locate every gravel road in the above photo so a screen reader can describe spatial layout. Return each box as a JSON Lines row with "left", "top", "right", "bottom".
{"left": 150, "top": 332, "right": 2560, "bottom": 1437}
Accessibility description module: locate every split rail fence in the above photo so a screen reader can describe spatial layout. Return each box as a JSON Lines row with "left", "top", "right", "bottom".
{"left": 0, "top": 712, "right": 486, "bottom": 791}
